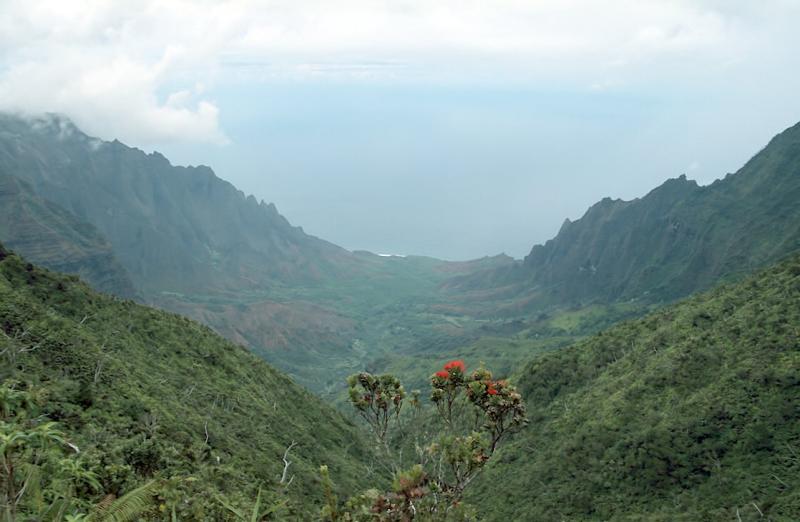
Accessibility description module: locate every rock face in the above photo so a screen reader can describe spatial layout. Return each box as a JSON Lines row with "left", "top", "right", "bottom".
{"left": 446, "top": 121, "right": 800, "bottom": 309}
{"left": 0, "top": 171, "right": 138, "bottom": 298}
{"left": 0, "top": 113, "right": 354, "bottom": 297}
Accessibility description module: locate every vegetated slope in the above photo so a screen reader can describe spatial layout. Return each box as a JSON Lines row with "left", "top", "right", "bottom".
{"left": 468, "top": 254, "right": 800, "bottom": 521}
{"left": 446, "top": 120, "right": 800, "bottom": 312}
{"left": 0, "top": 171, "right": 138, "bottom": 298}
{"left": 0, "top": 243, "right": 375, "bottom": 519}
{"left": 0, "top": 112, "right": 354, "bottom": 296}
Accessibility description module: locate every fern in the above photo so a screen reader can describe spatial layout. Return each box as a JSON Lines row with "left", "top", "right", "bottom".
{"left": 86, "top": 481, "right": 160, "bottom": 522}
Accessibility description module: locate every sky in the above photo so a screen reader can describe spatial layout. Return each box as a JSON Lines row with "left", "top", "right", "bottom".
{"left": 1, "top": 1, "right": 800, "bottom": 259}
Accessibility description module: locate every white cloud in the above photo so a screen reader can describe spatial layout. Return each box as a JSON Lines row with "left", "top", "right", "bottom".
{"left": 0, "top": 0, "right": 242, "bottom": 145}
{"left": 0, "top": 0, "right": 796, "bottom": 145}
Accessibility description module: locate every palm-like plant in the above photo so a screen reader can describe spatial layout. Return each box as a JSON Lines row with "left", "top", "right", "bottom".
{"left": 1, "top": 419, "right": 69, "bottom": 520}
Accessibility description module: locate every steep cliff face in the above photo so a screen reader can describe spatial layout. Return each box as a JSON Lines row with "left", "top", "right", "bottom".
{"left": 0, "top": 171, "right": 138, "bottom": 297}
{"left": 446, "top": 121, "right": 800, "bottom": 310}
{"left": 0, "top": 113, "right": 354, "bottom": 296}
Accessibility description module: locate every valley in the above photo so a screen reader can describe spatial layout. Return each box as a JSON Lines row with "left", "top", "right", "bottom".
{"left": 1, "top": 112, "right": 798, "bottom": 520}
{"left": 3, "top": 2, "right": 800, "bottom": 520}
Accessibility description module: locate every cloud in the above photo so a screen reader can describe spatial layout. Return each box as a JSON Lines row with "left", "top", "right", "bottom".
{"left": 0, "top": 0, "right": 240, "bottom": 145}
{"left": 0, "top": 0, "right": 797, "bottom": 145}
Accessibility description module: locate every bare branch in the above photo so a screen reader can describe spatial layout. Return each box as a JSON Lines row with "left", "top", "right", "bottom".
{"left": 280, "top": 441, "right": 297, "bottom": 485}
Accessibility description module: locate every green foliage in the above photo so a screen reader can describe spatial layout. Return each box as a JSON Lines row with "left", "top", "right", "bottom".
{"left": 217, "top": 487, "right": 287, "bottom": 522}
{"left": 0, "top": 247, "right": 376, "bottom": 519}
{"left": 0, "top": 383, "right": 101, "bottom": 520}
{"left": 82, "top": 480, "right": 160, "bottom": 522}
{"left": 468, "top": 254, "right": 800, "bottom": 520}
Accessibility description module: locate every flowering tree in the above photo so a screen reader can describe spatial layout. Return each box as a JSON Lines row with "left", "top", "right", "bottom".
{"left": 335, "top": 360, "right": 527, "bottom": 521}
{"left": 430, "top": 360, "right": 466, "bottom": 427}
{"left": 428, "top": 362, "right": 527, "bottom": 501}
{"left": 463, "top": 367, "right": 526, "bottom": 453}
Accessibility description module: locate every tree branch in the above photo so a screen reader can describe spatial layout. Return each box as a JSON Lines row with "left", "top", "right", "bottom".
{"left": 280, "top": 440, "right": 297, "bottom": 485}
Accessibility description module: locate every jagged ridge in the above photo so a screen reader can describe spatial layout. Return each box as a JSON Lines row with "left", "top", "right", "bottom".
{"left": 0, "top": 113, "right": 355, "bottom": 296}
{"left": 445, "top": 121, "right": 800, "bottom": 311}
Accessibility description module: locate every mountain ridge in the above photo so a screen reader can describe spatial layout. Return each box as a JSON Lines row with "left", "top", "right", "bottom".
{"left": 0, "top": 112, "right": 354, "bottom": 296}
{"left": 0, "top": 112, "right": 518, "bottom": 392}
{"left": 444, "top": 120, "right": 800, "bottom": 313}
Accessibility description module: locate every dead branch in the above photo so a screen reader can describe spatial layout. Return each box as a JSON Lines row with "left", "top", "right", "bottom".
{"left": 280, "top": 440, "right": 297, "bottom": 485}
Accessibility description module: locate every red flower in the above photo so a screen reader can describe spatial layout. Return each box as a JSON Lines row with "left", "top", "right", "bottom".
{"left": 435, "top": 370, "right": 449, "bottom": 379}
{"left": 487, "top": 386, "right": 499, "bottom": 395}
{"left": 443, "top": 360, "right": 466, "bottom": 373}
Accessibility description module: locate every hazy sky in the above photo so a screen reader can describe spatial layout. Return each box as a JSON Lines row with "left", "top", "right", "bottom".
{"left": 2, "top": 1, "right": 800, "bottom": 259}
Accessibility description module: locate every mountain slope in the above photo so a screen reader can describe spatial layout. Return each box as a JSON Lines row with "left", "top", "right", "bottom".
{"left": 0, "top": 171, "right": 138, "bottom": 298}
{"left": 0, "top": 113, "right": 354, "bottom": 296}
{"left": 0, "top": 113, "right": 517, "bottom": 393}
{"left": 468, "top": 253, "right": 800, "bottom": 520}
{"left": 0, "top": 243, "right": 375, "bottom": 518}
{"left": 446, "top": 121, "right": 800, "bottom": 311}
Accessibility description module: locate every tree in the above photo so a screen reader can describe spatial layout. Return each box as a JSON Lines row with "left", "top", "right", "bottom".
{"left": 331, "top": 360, "right": 528, "bottom": 520}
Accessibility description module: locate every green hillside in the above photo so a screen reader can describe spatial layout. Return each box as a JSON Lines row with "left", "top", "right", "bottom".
{"left": 0, "top": 243, "right": 376, "bottom": 519}
{"left": 468, "top": 254, "right": 800, "bottom": 520}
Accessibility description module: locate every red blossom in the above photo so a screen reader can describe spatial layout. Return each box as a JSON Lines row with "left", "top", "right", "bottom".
{"left": 435, "top": 370, "right": 449, "bottom": 379}
{"left": 487, "top": 386, "right": 499, "bottom": 395}
{"left": 443, "top": 360, "right": 466, "bottom": 373}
